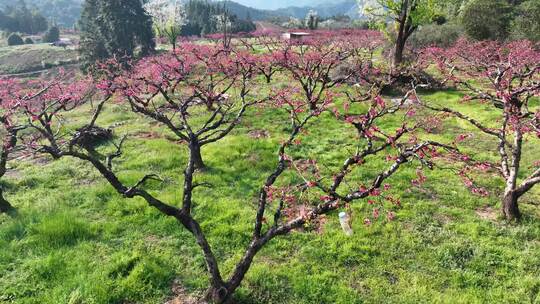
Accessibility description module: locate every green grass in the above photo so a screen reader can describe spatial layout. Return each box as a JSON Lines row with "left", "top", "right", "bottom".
{"left": 0, "top": 44, "right": 78, "bottom": 75}
{"left": 0, "top": 83, "right": 539, "bottom": 304}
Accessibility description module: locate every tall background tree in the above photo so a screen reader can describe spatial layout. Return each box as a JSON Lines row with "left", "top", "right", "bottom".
{"left": 305, "top": 10, "right": 319, "bottom": 30}
{"left": 181, "top": 0, "right": 255, "bottom": 37}
{"left": 79, "top": 0, "right": 155, "bottom": 72}
{"left": 144, "top": 0, "right": 186, "bottom": 50}
{"left": 460, "top": 0, "right": 512, "bottom": 41}
{"left": 0, "top": 0, "right": 48, "bottom": 34}
{"left": 1, "top": 0, "right": 83, "bottom": 28}
{"left": 363, "top": 0, "right": 436, "bottom": 67}
{"left": 42, "top": 25, "right": 60, "bottom": 42}
{"left": 511, "top": 0, "right": 540, "bottom": 41}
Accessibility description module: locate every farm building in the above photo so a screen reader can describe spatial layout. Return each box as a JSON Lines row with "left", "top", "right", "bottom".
{"left": 281, "top": 32, "right": 312, "bottom": 42}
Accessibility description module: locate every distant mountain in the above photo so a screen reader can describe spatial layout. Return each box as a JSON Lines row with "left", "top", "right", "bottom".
{"left": 220, "top": 0, "right": 361, "bottom": 21}
{"left": 1, "top": 0, "right": 363, "bottom": 30}
{"left": 1, "top": 0, "right": 83, "bottom": 27}
{"left": 217, "top": 1, "right": 280, "bottom": 21}
{"left": 231, "top": 0, "right": 342, "bottom": 10}
{"left": 273, "top": 0, "right": 359, "bottom": 19}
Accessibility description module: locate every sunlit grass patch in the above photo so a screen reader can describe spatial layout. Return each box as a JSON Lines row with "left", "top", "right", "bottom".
{"left": 0, "top": 75, "right": 538, "bottom": 304}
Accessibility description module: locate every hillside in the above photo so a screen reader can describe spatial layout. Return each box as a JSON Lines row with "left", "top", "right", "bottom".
{"left": 273, "top": 0, "right": 359, "bottom": 19}
{"left": 217, "top": 1, "right": 280, "bottom": 21}
{"left": 1, "top": 0, "right": 82, "bottom": 28}
{"left": 232, "top": 0, "right": 342, "bottom": 10}
{"left": 0, "top": 44, "right": 78, "bottom": 75}
{"left": 1, "top": 0, "right": 362, "bottom": 28}
{"left": 221, "top": 0, "right": 361, "bottom": 21}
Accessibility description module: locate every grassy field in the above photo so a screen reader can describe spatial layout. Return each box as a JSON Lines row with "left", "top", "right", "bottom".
{"left": 0, "top": 75, "right": 539, "bottom": 304}
{"left": 0, "top": 44, "right": 78, "bottom": 75}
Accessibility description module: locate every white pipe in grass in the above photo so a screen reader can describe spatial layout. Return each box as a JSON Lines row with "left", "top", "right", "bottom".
{"left": 339, "top": 212, "right": 353, "bottom": 236}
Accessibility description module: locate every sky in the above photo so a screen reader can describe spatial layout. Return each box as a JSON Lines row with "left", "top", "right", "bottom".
{"left": 230, "top": 0, "right": 337, "bottom": 10}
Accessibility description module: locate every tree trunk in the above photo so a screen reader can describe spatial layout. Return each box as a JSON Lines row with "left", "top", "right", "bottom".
{"left": 226, "top": 240, "right": 263, "bottom": 295}
{"left": 190, "top": 143, "right": 206, "bottom": 171}
{"left": 393, "top": 39, "right": 405, "bottom": 68}
{"left": 204, "top": 240, "right": 265, "bottom": 303}
{"left": 0, "top": 188, "right": 14, "bottom": 213}
{"left": 204, "top": 284, "right": 231, "bottom": 304}
{"left": 502, "top": 190, "right": 521, "bottom": 220}
{"left": 392, "top": 0, "right": 408, "bottom": 68}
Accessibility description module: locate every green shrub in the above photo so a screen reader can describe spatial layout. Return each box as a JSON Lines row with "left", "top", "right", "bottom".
{"left": 432, "top": 14, "right": 447, "bottom": 25}
{"left": 352, "top": 20, "right": 372, "bottom": 30}
{"left": 410, "top": 23, "right": 462, "bottom": 48}
{"left": 7, "top": 33, "right": 24, "bottom": 46}
{"left": 461, "top": 0, "right": 512, "bottom": 40}
{"left": 24, "top": 37, "right": 34, "bottom": 44}
{"left": 511, "top": 0, "right": 540, "bottom": 41}
{"left": 43, "top": 26, "right": 60, "bottom": 43}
